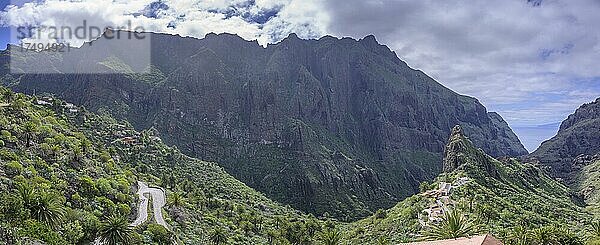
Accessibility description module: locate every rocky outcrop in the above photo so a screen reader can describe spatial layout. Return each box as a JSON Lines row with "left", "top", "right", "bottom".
{"left": 442, "top": 125, "right": 499, "bottom": 178}
{"left": 1, "top": 31, "right": 526, "bottom": 220}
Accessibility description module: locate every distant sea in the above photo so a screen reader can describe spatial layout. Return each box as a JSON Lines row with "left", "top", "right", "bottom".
{"left": 512, "top": 122, "right": 561, "bottom": 153}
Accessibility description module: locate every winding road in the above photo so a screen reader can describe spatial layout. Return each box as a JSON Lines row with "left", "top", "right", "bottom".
{"left": 95, "top": 181, "right": 168, "bottom": 244}
{"left": 131, "top": 181, "right": 168, "bottom": 228}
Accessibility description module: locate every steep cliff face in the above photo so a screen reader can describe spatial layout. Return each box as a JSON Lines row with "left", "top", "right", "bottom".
{"left": 1, "top": 32, "right": 526, "bottom": 220}
{"left": 530, "top": 98, "right": 600, "bottom": 182}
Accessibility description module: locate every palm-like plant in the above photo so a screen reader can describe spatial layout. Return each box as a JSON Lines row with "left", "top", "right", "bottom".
{"left": 97, "top": 215, "right": 133, "bottom": 245}
{"left": 16, "top": 182, "right": 36, "bottom": 208}
{"left": 377, "top": 236, "right": 390, "bottom": 245}
{"left": 2, "top": 88, "right": 13, "bottom": 103}
{"left": 319, "top": 228, "right": 342, "bottom": 245}
{"left": 591, "top": 221, "right": 600, "bottom": 239}
{"left": 29, "top": 192, "right": 65, "bottom": 229}
{"left": 422, "top": 209, "right": 479, "bottom": 240}
{"left": 167, "top": 191, "right": 187, "bottom": 208}
{"left": 530, "top": 226, "right": 556, "bottom": 245}
{"left": 210, "top": 227, "right": 228, "bottom": 245}
{"left": 507, "top": 225, "right": 531, "bottom": 245}
{"left": 266, "top": 229, "right": 279, "bottom": 245}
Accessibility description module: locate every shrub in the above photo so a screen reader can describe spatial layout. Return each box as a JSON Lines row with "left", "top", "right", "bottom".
{"left": 5, "top": 161, "right": 23, "bottom": 177}
{"left": 375, "top": 209, "right": 387, "bottom": 219}
{"left": 146, "top": 224, "right": 173, "bottom": 245}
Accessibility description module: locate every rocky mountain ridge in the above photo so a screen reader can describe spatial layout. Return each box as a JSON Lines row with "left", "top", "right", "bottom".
{"left": 530, "top": 98, "right": 600, "bottom": 182}
{"left": 0, "top": 31, "right": 527, "bottom": 220}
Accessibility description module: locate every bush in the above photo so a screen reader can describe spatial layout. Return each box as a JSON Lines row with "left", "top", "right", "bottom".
{"left": 17, "top": 219, "right": 68, "bottom": 245}
{"left": 145, "top": 224, "right": 173, "bottom": 245}
{"left": 375, "top": 209, "right": 387, "bottom": 219}
{"left": 5, "top": 161, "right": 23, "bottom": 177}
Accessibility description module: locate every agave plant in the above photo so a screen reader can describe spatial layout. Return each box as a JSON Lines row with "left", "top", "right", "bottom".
{"left": 422, "top": 208, "right": 479, "bottom": 240}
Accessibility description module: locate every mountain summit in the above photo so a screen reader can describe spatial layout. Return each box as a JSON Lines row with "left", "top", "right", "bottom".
{"left": 0, "top": 32, "right": 527, "bottom": 220}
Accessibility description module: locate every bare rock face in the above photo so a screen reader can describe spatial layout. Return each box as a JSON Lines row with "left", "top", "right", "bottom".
{"left": 1, "top": 32, "right": 527, "bottom": 220}
{"left": 443, "top": 125, "right": 468, "bottom": 173}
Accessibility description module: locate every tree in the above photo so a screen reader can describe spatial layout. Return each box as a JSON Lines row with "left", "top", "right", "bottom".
{"left": 266, "top": 229, "right": 279, "bottom": 245}
{"left": 23, "top": 121, "right": 37, "bottom": 148}
{"left": 1, "top": 88, "right": 13, "bottom": 103}
{"left": 529, "top": 225, "right": 583, "bottom": 245}
{"left": 530, "top": 226, "right": 555, "bottom": 245}
{"left": 377, "top": 237, "right": 390, "bottom": 245}
{"left": 16, "top": 182, "right": 36, "bottom": 208}
{"left": 210, "top": 227, "right": 228, "bottom": 245}
{"left": 422, "top": 209, "right": 479, "bottom": 240}
{"left": 419, "top": 181, "right": 430, "bottom": 192}
{"left": 97, "top": 215, "right": 133, "bottom": 245}
{"left": 305, "top": 218, "right": 321, "bottom": 238}
{"left": 319, "top": 228, "right": 342, "bottom": 245}
{"left": 475, "top": 203, "right": 497, "bottom": 224}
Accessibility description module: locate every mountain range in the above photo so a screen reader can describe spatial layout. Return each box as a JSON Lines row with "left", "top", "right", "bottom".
{"left": 2, "top": 31, "right": 599, "bottom": 245}
{"left": 0, "top": 31, "right": 527, "bottom": 220}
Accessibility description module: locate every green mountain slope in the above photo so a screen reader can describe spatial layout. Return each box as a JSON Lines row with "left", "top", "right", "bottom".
{"left": 344, "top": 126, "right": 591, "bottom": 244}
{"left": 0, "top": 87, "right": 328, "bottom": 244}
{"left": 1, "top": 32, "right": 526, "bottom": 220}
{"left": 0, "top": 88, "right": 137, "bottom": 244}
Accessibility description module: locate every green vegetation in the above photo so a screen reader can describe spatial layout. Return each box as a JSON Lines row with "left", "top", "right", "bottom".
{"left": 344, "top": 126, "right": 596, "bottom": 244}
{"left": 0, "top": 87, "right": 137, "bottom": 244}
{"left": 97, "top": 215, "right": 134, "bottom": 245}
{"left": 0, "top": 87, "right": 331, "bottom": 244}
{"left": 2, "top": 85, "right": 600, "bottom": 244}
{"left": 421, "top": 209, "right": 479, "bottom": 240}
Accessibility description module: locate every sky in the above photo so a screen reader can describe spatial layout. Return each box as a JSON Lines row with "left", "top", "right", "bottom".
{"left": 1, "top": 0, "right": 599, "bottom": 152}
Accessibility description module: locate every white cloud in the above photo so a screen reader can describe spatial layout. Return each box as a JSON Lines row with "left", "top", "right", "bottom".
{"left": 0, "top": 0, "right": 329, "bottom": 46}
{"left": 324, "top": 0, "right": 600, "bottom": 128}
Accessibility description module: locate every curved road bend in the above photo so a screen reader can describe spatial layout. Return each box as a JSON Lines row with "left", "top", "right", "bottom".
{"left": 95, "top": 181, "right": 168, "bottom": 245}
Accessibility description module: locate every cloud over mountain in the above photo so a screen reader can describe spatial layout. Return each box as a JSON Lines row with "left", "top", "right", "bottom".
{"left": 2, "top": 0, "right": 600, "bottom": 147}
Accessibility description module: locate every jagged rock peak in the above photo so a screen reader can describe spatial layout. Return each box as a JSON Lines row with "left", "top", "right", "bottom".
{"left": 443, "top": 125, "right": 470, "bottom": 172}
{"left": 443, "top": 124, "right": 500, "bottom": 177}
